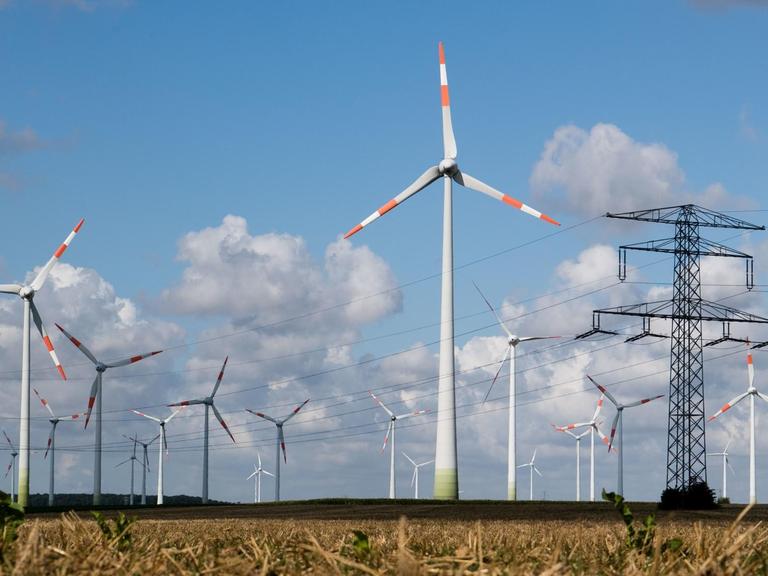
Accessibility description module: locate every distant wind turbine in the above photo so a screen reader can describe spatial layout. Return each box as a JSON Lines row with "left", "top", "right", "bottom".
{"left": 131, "top": 408, "right": 184, "bottom": 505}
{"left": 342, "top": 43, "right": 560, "bottom": 500}
{"left": 517, "top": 449, "right": 542, "bottom": 501}
{"left": 129, "top": 434, "right": 159, "bottom": 505}
{"left": 246, "top": 399, "right": 310, "bottom": 502}
{"left": 115, "top": 434, "right": 145, "bottom": 506}
{"left": 558, "top": 428, "right": 589, "bottom": 502}
{"left": 32, "top": 388, "right": 83, "bottom": 506}
{"left": 0, "top": 218, "right": 84, "bottom": 506}
{"left": 56, "top": 323, "right": 162, "bottom": 505}
{"left": 169, "top": 357, "right": 236, "bottom": 504}
{"left": 402, "top": 452, "right": 434, "bottom": 499}
{"left": 707, "top": 440, "right": 734, "bottom": 501}
{"left": 247, "top": 452, "right": 274, "bottom": 503}
{"left": 2, "top": 431, "right": 18, "bottom": 502}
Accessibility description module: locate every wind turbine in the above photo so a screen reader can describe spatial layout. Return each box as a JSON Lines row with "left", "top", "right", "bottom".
{"left": 246, "top": 452, "right": 274, "bottom": 503}
{"left": 588, "top": 375, "right": 664, "bottom": 497}
{"left": 32, "top": 388, "right": 83, "bottom": 506}
{"left": 369, "top": 391, "right": 428, "bottom": 499}
{"left": 168, "top": 357, "right": 235, "bottom": 504}
{"left": 402, "top": 452, "right": 434, "bottom": 499}
{"left": 0, "top": 218, "right": 84, "bottom": 506}
{"left": 56, "top": 323, "right": 162, "bottom": 505}
{"left": 707, "top": 440, "right": 735, "bottom": 501}
{"left": 517, "top": 449, "right": 542, "bottom": 501}
{"left": 709, "top": 349, "right": 768, "bottom": 504}
{"left": 129, "top": 433, "right": 159, "bottom": 505}
{"left": 557, "top": 428, "right": 590, "bottom": 502}
{"left": 553, "top": 393, "right": 611, "bottom": 502}
{"left": 342, "top": 43, "right": 560, "bottom": 499}
{"left": 473, "top": 282, "right": 559, "bottom": 500}
{"left": 246, "top": 398, "right": 309, "bottom": 502}
{"left": 115, "top": 434, "right": 145, "bottom": 506}
{"left": 2, "top": 431, "right": 17, "bottom": 502}
{"left": 131, "top": 408, "right": 183, "bottom": 505}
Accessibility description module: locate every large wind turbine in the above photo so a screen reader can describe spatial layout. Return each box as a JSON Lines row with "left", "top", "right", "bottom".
{"left": 115, "top": 434, "right": 144, "bottom": 506}
{"left": 246, "top": 398, "right": 309, "bottom": 502}
{"left": 129, "top": 433, "right": 159, "bottom": 505}
{"left": 131, "top": 408, "right": 183, "bottom": 505}
{"left": 168, "top": 357, "right": 235, "bottom": 504}
{"left": 557, "top": 428, "right": 589, "bottom": 502}
{"left": 709, "top": 349, "right": 768, "bottom": 504}
{"left": 342, "top": 43, "right": 560, "bottom": 499}
{"left": 370, "top": 391, "right": 428, "bottom": 499}
{"left": 707, "top": 440, "right": 734, "bottom": 501}
{"left": 56, "top": 323, "right": 162, "bottom": 505}
{"left": 33, "top": 388, "right": 83, "bottom": 506}
{"left": 553, "top": 393, "right": 610, "bottom": 502}
{"left": 2, "top": 431, "right": 17, "bottom": 502}
{"left": 517, "top": 449, "right": 542, "bottom": 501}
{"left": 402, "top": 452, "right": 434, "bottom": 499}
{"left": 247, "top": 452, "right": 274, "bottom": 504}
{"left": 0, "top": 218, "right": 84, "bottom": 506}
{"left": 473, "top": 282, "right": 558, "bottom": 500}
{"left": 588, "top": 375, "right": 664, "bottom": 497}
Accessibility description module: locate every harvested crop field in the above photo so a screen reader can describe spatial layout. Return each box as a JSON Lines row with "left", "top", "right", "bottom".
{"left": 5, "top": 500, "right": 768, "bottom": 574}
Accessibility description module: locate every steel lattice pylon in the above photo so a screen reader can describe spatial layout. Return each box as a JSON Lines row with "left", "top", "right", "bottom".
{"left": 576, "top": 205, "right": 767, "bottom": 491}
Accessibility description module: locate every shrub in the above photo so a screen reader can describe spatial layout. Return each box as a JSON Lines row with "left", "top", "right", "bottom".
{"left": 659, "top": 481, "right": 717, "bottom": 510}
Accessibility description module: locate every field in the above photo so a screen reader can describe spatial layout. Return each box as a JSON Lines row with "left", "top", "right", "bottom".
{"left": 4, "top": 500, "right": 768, "bottom": 574}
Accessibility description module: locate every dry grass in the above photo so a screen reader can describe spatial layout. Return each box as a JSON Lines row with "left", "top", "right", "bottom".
{"left": 3, "top": 509, "right": 768, "bottom": 574}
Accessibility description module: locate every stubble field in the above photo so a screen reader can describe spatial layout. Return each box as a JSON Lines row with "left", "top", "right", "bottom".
{"left": 4, "top": 500, "right": 768, "bottom": 574}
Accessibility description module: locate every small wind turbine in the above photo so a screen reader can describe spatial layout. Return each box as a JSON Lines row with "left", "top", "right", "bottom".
{"left": 131, "top": 408, "right": 183, "bottom": 505}
{"left": 32, "top": 388, "right": 83, "bottom": 506}
{"left": 56, "top": 323, "right": 162, "bottom": 506}
{"left": 247, "top": 452, "right": 274, "bottom": 503}
{"left": 342, "top": 43, "right": 560, "bottom": 500}
{"left": 0, "top": 218, "right": 84, "bottom": 506}
{"left": 129, "top": 434, "right": 159, "bottom": 505}
{"left": 553, "top": 393, "right": 611, "bottom": 501}
{"left": 473, "top": 282, "right": 559, "bottom": 501}
{"left": 588, "top": 375, "right": 664, "bottom": 497}
{"left": 2, "top": 431, "right": 17, "bottom": 502}
{"left": 369, "top": 391, "right": 428, "bottom": 499}
{"left": 168, "top": 357, "right": 235, "bottom": 504}
{"left": 707, "top": 440, "right": 735, "bottom": 501}
{"left": 517, "top": 449, "right": 542, "bottom": 501}
{"left": 115, "top": 434, "right": 145, "bottom": 506}
{"left": 557, "top": 428, "right": 589, "bottom": 502}
{"left": 709, "top": 349, "right": 768, "bottom": 504}
{"left": 402, "top": 452, "right": 434, "bottom": 499}
{"left": 246, "top": 398, "right": 310, "bottom": 502}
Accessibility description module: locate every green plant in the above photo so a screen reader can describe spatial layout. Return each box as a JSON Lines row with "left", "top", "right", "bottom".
{"left": 0, "top": 491, "right": 24, "bottom": 562}
{"left": 603, "top": 489, "right": 682, "bottom": 555}
{"left": 91, "top": 511, "right": 135, "bottom": 552}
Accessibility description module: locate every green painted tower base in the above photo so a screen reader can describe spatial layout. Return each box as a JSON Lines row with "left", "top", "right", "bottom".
{"left": 433, "top": 468, "right": 458, "bottom": 499}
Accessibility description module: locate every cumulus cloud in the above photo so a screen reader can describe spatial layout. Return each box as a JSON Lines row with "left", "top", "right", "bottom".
{"left": 0, "top": 121, "right": 47, "bottom": 192}
{"left": 529, "top": 123, "right": 754, "bottom": 218}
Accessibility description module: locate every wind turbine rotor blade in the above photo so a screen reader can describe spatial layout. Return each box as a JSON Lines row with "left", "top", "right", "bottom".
{"left": 748, "top": 351, "right": 755, "bottom": 388}
{"left": 369, "top": 390, "right": 394, "bottom": 417}
{"left": 380, "top": 420, "right": 393, "bottom": 453}
{"left": 131, "top": 409, "right": 162, "bottom": 423}
{"left": 115, "top": 458, "right": 131, "bottom": 468}
{"left": 758, "top": 392, "right": 768, "bottom": 404}
{"left": 106, "top": 350, "right": 162, "bottom": 368}
{"left": 247, "top": 470, "right": 257, "bottom": 480}
{"left": 55, "top": 323, "right": 98, "bottom": 365}
{"left": 0, "top": 283, "right": 22, "bottom": 295}
{"left": 210, "top": 356, "right": 229, "bottom": 397}
{"left": 402, "top": 451, "right": 416, "bottom": 466}
{"left": 4, "top": 461, "right": 13, "bottom": 478}
{"left": 282, "top": 398, "right": 310, "bottom": 423}
{"left": 552, "top": 421, "right": 591, "bottom": 432}
{"left": 263, "top": 470, "right": 275, "bottom": 477}
{"left": 164, "top": 406, "right": 185, "bottom": 424}
{"left": 453, "top": 171, "right": 560, "bottom": 226}
{"left": 162, "top": 428, "right": 168, "bottom": 454}
{"left": 395, "top": 408, "right": 429, "bottom": 420}
{"left": 518, "top": 336, "right": 561, "bottom": 342}
{"left": 607, "top": 412, "right": 620, "bottom": 452}
{"left": 724, "top": 439, "right": 732, "bottom": 453}
{"left": 211, "top": 404, "right": 236, "bottom": 443}
{"left": 84, "top": 374, "right": 100, "bottom": 429}
{"left": 29, "top": 218, "right": 85, "bottom": 292}
{"left": 727, "top": 460, "right": 736, "bottom": 475}
{"left": 2, "top": 430, "right": 15, "bottom": 451}
{"left": 708, "top": 392, "right": 750, "bottom": 421}
{"left": 595, "top": 425, "right": 611, "bottom": 447}
{"left": 586, "top": 376, "right": 619, "bottom": 407}
{"left": 625, "top": 394, "right": 665, "bottom": 408}
{"left": 472, "top": 281, "right": 513, "bottom": 339}
{"left": 438, "top": 42, "right": 457, "bottom": 159}
{"left": 246, "top": 409, "right": 277, "bottom": 423}
{"left": 149, "top": 433, "right": 161, "bottom": 446}
{"left": 534, "top": 466, "right": 543, "bottom": 477}
{"left": 483, "top": 346, "right": 510, "bottom": 404}
{"left": 278, "top": 427, "right": 287, "bottom": 463}
{"left": 44, "top": 430, "right": 53, "bottom": 459}
{"left": 168, "top": 399, "right": 204, "bottom": 407}
{"left": 411, "top": 467, "right": 417, "bottom": 488}
{"left": 343, "top": 166, "right": 441, "bottom": 239}
{"left": 30, "top": 302, "right": 66, "bottom": 380}
{"left": 257, "top": 451, "right": 262, "bottom": 468}
{"left": 33, "top": 388, "right": 56, "bottom": 418}
{"left": 592, "top": 394, "right": 605, "bottom": 422}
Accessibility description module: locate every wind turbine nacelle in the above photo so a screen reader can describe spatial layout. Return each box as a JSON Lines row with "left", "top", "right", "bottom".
{"left": 438, "top": 158, "right": 458, "bottom": 176}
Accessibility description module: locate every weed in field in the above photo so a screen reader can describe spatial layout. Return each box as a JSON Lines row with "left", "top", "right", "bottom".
{"left": 91, "top": 510, "right": 135, "bottom": 552}
{"left": 0, "top": 491, "right": 24, "bottom": 562}
{"left": 603, "top": 489, "right": 682, "bottom": 555}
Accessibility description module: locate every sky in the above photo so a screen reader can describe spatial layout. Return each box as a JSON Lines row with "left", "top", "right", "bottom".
{"left": 0, "top": 0, "right": 767, "bottom": 504}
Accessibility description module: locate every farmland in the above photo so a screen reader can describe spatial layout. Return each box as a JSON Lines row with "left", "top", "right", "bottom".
{"left": 3, "top": 500, "right": 768, "bottom": 574}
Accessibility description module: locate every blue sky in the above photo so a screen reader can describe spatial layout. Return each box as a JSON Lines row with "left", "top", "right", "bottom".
{"left": 0, "top": 0, "right": 767, "bottom": 504}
